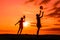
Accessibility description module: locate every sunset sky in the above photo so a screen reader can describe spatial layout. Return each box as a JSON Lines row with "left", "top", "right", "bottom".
{"left": 0, "top": 0, "right": 60, "bottom": 35}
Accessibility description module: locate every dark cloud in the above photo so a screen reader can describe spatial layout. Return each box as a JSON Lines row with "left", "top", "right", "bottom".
{"left": 42, "top": 28, "right": 60, "bottom": 31}
{"left": 51, "top": 28, "right": 60, "bottom": 31}
{"left": 47, "top": 0, "right": 60, "bottom": 18}
{"left": 58, "top": 20, "right": 60, "bottom": 22}
{"left": 47, "top": 7, "right": 60, "bottom": 18}
{"left": 25, "top": 0, "right": 34, "bottom": 4}
{"left": 27, "top": 0, "right": 34, "bottom": 2}
{"left": 39, "top": 0, "right": 51, "bottom": 5}
{"left": 54, "top": 0, "right": 60, "bottom": 6}
{"left": 0, "top": 30, "right": 10, "bottom": 32}
{"left": 48, "top": 7, "right": 56, "bottom": 11}
{"left": 25, "top": 0, "right": 51, "bottom": 5}
{"left": 44, "top": 0, "right": 60, "bottom": 10}
{"left": 54, "top": 24, "right": 60, "bottom": 26}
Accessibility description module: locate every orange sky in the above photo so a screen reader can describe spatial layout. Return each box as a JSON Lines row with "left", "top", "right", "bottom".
{"left": 0, "top": 0, "right": 60, "bottom": 35}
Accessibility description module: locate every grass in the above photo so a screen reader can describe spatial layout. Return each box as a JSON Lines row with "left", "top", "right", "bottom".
{"left": 0, "top": 34, "right": 60, "bottom": 40}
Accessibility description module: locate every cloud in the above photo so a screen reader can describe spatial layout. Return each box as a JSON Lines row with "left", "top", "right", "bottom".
{"left": 50, "top": 28, "right": 60, "bottom": 31}
{"left": 58, "top": 20, "right": 60, "bottom": 22}
{"left": 54, "top": 0, "right": 60, "bottom": 6}
{"left": 46, "top": 0, "right": 60, "bottom": 18}
{"left": 41, "top": 28, "right": 60, "bottom": 31}
{"left": 39, "top": 0, "right": 51, "bottom": 5}
{"left": 30, "top": 22, "right": 36, "bottom": 27}
{"left": 0, "top": 30, "right": 10, "bottom": 32}
{"left": 27, "top": 0, "right": 34, "bottom": 2}
{"left": 25, "top": 0, "right": 35, "bottom": 4}
{"left": 25, "top": 0, "right": 51, "bottom": 5}
{"left": 47, "top": 7, "right": 60, "bottom": 18}
{"left": 54, "top": 24, "right": 60, "bottom": 26}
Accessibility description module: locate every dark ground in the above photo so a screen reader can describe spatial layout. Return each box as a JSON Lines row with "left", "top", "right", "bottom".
{"left": 0, "top": 34, "right": 60, "bottom": 40}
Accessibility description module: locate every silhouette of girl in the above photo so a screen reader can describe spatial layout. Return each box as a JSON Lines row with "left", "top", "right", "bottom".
{"left": 15, "top": 15, "right": 25, "bottom": 34}
{"left": 36, "top": 6, "right": 44, "bottom": 35}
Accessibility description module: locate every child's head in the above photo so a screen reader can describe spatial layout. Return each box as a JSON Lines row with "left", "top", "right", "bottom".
{"left": 36, "top": 14, "right": 39, "bottom": 16}
{"left": 21, "top": 17, "right": 23, "bottom": 20}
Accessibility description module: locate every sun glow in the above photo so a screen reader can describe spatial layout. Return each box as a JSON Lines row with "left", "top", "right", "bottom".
{"left": 23, "top": 21, "right": 30, "bottom": 27}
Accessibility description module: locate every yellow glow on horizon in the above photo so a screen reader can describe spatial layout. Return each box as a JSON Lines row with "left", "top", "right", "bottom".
{"left": 23, "top": 21, "right": 30, "bottom": 27}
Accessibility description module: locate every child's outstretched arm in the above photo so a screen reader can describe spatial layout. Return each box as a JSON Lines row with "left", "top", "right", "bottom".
{"left": 15, "top": 20, "right": 20, "bottom": 26}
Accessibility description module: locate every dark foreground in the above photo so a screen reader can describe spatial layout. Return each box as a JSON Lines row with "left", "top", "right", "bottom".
{"left": 0, "top": 34, "right": 60, "bottom": 40}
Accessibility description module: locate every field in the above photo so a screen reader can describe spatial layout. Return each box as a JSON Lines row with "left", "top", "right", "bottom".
{"left": 0, "top": 34, "right": 60, "bottom": 40}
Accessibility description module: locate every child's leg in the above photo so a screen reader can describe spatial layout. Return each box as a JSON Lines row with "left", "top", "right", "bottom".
{"left": 17, "top": 27, "right": 20, "bottom": 34}
{"left": 37, "top": 27, "right": 40, "bottom": 35}
{"left": 20, "top": 28, "right": 23, "bottom": 34}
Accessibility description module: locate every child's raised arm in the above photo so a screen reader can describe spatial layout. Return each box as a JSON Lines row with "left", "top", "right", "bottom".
{"left": 40, "top": 11, "right": 44, "bottom": 18}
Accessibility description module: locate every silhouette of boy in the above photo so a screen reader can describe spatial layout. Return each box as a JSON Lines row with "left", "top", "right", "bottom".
{"left": 36, "top": 6, "right": 44, "bottom": 35}
{"left": 15, "top": 16, "right": 25, "bottom": 34}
